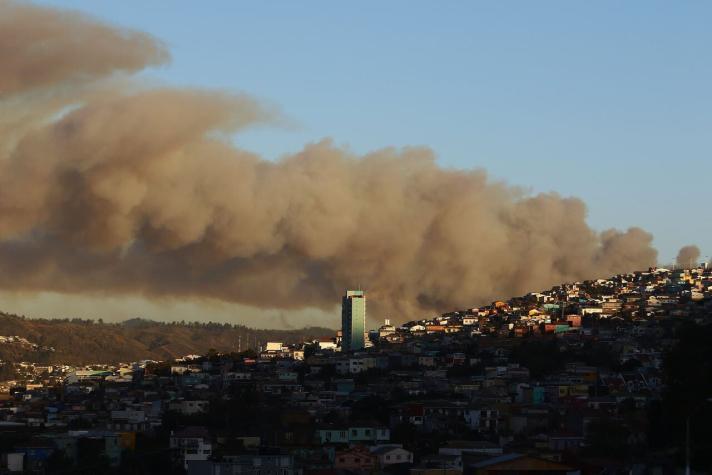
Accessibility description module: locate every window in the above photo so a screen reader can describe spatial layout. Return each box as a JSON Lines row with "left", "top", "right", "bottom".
{"left": 339, "top": 458, "right": 345, "bottom": 463}
{"left": 351, "top": 429, "right": 357, "bottom": 436}
{"left": 365, "top": 429, "right": 371, "bottom": 436}
{"left": 386, "top": 455, "right": 391, "bottom": 461}
{"left": 396, "top": 454, "right": 401, "bottom": 460}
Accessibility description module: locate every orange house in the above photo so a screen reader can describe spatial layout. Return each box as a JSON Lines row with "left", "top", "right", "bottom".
{"left": 566, "top": 315, "right": 582, "bottom": 327}
{"left": 334, "top": 445, "right": 376, "bottom": 471}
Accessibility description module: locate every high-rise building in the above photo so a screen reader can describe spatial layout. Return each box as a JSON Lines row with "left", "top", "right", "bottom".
{"left": 341, "top": 290, "right": 366, "bottom": 352}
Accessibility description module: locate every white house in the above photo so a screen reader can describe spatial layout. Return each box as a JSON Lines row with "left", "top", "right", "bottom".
{"left": 370, "top": 445, "right": 413, "bottom": 466}
{"left": 316, "top": 338, "right": 338, "bottom": 351}
{"left": 265, "top": 341, "right": 284, "bottom": 352}
{"left": 170, "top": 427, "right": 212, "bottom": 470}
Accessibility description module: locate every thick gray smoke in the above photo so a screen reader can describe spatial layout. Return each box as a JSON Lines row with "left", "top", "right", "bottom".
{"left": 0, "top": 2, "right": 660, "bottom": 320}
{"left": 676, "top": 245, "right": 701, "bottom": 269}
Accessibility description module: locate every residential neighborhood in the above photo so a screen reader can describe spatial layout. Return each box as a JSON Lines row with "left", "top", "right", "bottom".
{"left": 1, "top": 265, "right": 711, "bottom": 474}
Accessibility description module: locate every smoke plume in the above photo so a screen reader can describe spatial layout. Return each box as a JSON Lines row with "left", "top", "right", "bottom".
{"left": 676, "top": 245, "right": 700, "bottom": 269}
{"left": 0, "top": 2, "right": 659, "bottom": 320}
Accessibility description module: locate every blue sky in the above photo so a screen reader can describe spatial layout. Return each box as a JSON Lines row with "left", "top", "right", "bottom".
{"left": 37, "top": 1, "right": 712, "bottom": 263}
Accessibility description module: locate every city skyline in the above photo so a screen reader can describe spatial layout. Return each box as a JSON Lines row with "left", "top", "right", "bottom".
{"left": 0, "top": 3, "right": 709, "bottom": 473}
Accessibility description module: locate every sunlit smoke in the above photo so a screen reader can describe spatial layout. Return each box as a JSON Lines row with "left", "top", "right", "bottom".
{"left": 0, "top": 1, "right": 660, "bottom": 321}
{"left": 676, "top": 245, "right": 701, "bottom": 269}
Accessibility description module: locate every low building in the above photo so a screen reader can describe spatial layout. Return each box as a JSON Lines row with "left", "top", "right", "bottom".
{"left": 170, "top": 427, "right": 213, "bottom": 470}
{"left": 371, "top": 445, "right": 413, "bottom": 466}
{"left": 334, "top": 445, "right": 376, "bottom": 471}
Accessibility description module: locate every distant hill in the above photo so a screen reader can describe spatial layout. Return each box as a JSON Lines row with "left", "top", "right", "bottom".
{"left": 0, "top": 312, "right": 334, "bottom": 365}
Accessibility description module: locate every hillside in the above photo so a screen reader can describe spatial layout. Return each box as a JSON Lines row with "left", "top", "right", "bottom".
{"left": 0, "top": 312, "right": 333, "bottom": 365}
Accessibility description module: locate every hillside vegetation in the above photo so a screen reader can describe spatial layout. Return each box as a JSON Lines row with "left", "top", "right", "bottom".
{"left": 0, "top": 312, "right": 333, "bottom": 365}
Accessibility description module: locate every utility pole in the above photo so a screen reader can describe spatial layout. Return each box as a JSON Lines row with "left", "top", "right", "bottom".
{"left": 686, "top": 416, "right": 691, "bottom": 475}
{"left": 685, "top": 398, "right": 712, "bottom": 475}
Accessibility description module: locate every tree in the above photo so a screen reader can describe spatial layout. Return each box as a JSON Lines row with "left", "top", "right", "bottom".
{"left": 584, "top": 417, "right": 631, "bottom": 458}
{"left": 349, "top": 395, "right": 391, "bottom": 426}
{"left": 647, "top": 322, "right": 712, "bottom": 471}
{"left": 46, "top": 449, "right": 74, "bottom": 473}
{"left": 511, "top": 338, "right": 566, "bottom": 378}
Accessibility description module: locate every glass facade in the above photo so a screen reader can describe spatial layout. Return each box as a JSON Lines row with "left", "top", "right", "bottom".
{"left": 342, "top": 290, "right": 366, "bottom": 352}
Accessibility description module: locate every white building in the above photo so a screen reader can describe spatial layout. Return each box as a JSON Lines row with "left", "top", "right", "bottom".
{"left": 316, "top": 338, "right": 338, "bottom": 351}
{"left": 265, "top": 342, "right": 283, "bottom": 352}
{"left": 378, "top": 319, "right": 396, "bottom": 338}
{"left": 370, "top": 445, "right": 414, "bottom": 466}
{"left": 170, "top": 427, "right": 212, "bottom": 470}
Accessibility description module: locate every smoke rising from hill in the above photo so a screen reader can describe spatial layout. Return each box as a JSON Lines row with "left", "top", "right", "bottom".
{"left": 0, "top": 2, "right": 661, "bottom": 320}
{"left": 676, "top": 245, "right": 701, "bottom": 269}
